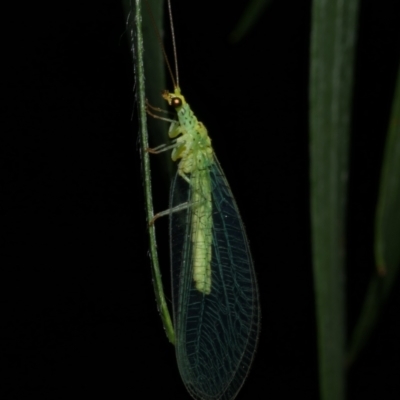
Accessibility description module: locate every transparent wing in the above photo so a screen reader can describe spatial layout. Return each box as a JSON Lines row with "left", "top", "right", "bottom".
{"left": 170, "top": 155, "right": 260, "bottom": 400}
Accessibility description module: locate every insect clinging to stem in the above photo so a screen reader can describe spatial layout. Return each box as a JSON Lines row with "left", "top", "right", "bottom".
{"left": 143, "top": 1, "right": 260, "bottom": 399}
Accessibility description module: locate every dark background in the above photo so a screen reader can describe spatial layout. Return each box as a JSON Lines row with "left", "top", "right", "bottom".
{"left": 2, "top": 0, "right": 400, "bottom": 398}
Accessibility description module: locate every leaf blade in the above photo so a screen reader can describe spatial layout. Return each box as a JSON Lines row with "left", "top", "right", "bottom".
{"left": 309, "top": 1, "right": 359, "bottom": 398}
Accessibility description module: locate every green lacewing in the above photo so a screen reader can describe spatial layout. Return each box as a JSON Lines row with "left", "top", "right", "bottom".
{"left": 145, "top": 1, "right": 260, "bottom": 399}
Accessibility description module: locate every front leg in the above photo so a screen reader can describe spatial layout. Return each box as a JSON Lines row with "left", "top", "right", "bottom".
{"left": 146, "top": 140, "right": 178, "bottom": 154}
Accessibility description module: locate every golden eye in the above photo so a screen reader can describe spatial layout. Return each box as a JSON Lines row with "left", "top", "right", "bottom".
{"left": 171, "top": 97, "right": 182, "bottom": 108}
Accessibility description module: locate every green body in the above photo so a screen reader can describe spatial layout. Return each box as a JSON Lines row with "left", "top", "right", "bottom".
{"left": 164, "top": 87, "right": 214, "bottom": 294}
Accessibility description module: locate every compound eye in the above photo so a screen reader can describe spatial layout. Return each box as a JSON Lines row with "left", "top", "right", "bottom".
{"left": 171, "top": 97, "right": 182, "bottom": 108}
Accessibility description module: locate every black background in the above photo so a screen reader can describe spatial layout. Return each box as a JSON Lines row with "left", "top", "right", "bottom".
{"left": 2, "top": 0, "right": 400, "bottom": 399}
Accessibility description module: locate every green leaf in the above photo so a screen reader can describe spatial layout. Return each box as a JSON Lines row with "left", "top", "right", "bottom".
{"left": 309, "top": 1, "right": 359, "bottom": 399}
{"left": 347, "top": 65, "right": 400, "bottom": 366}
{"left": 375, "top": 65, "right": 400, "bottom": 280}
{"left": 230, "top": 0, "right": 272, "bottom": 43}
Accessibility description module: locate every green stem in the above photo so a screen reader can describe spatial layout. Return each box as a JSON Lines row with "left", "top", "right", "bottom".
{"left": 132, "top": 0, "right": 175, "bottom": 344}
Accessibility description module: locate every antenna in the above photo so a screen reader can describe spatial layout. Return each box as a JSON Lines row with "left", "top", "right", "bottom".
{"left": 167, "top": 0, "right": 179, "bottom": 88}
{"left": 144, "top": 0, "right": 179, "bottom": 89}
